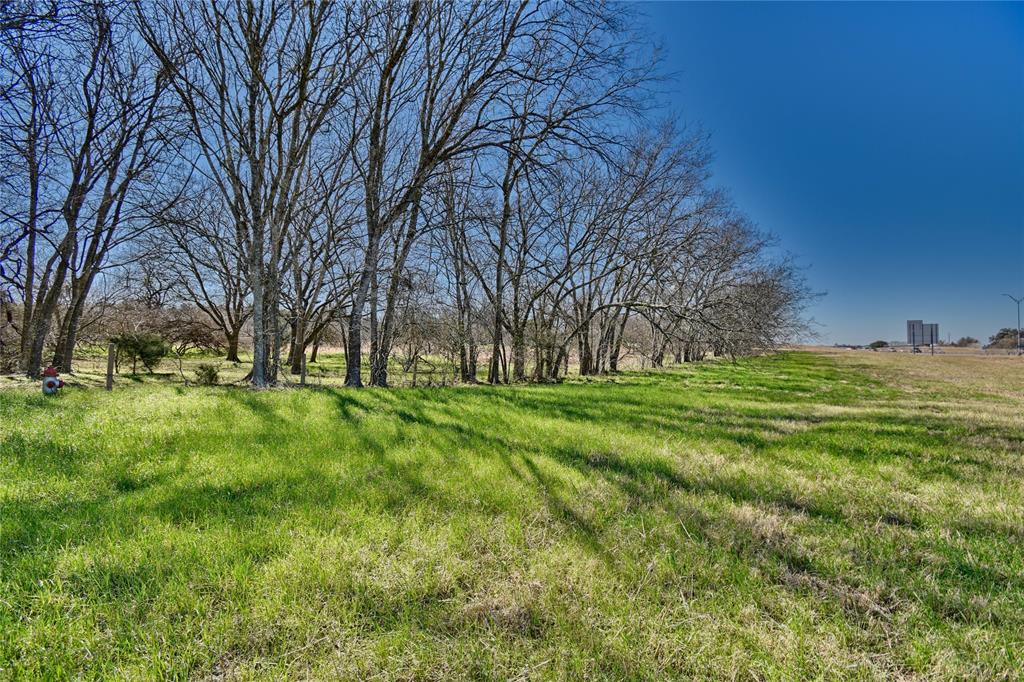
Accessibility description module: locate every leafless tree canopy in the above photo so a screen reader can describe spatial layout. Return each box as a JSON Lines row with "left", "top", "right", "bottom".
{"left": 1, "top": 0, "right": 811, "bottom": 382}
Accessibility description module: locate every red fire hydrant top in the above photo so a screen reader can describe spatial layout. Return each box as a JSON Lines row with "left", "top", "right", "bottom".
{"left": 42, "top": 366, "right": 59, "bottom": 377}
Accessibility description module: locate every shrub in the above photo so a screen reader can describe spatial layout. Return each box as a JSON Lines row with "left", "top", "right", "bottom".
{"left": 193, "top": 363, "right": 220, "bottom": 386}
{"left": 985, "top": 329, "right": 1018, "bottom": 349}
{"left": 868, "top": 340, "right": 888, "bottom": 349}
{"left": 112, "top": 333, "right": 169, "bottom": 373}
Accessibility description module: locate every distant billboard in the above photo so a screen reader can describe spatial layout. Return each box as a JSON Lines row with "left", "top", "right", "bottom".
{"left": 907, "top": 320, "right": 939, "bottom": 346}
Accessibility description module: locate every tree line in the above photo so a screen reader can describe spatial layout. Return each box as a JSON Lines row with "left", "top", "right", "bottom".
{"left": 1, "top": 0, "right": 811, "bottom": 386}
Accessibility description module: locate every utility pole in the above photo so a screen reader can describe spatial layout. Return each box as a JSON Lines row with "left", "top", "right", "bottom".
{"left": 1003, "top": 294, "right": 1023, "bottom": 356}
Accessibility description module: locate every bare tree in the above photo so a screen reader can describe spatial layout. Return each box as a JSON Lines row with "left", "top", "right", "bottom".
{"left": 1, "top": 2, "right": 178, "bottom": 375}
{"left": 280, "top": 151, "right": 361, "bottom": 375}
{"left": 139, "top": 0, "right": 366, "bottom": 386}
{"left": 344, "top": 0, "right": 604, "bottom": 387}
{"left": 3, "top": 0, "right": 812, "bottom": 385}
{"left": 0, "top": 0, "right": 57, "bottom": 34}
{"left": 150, "top": 189, "right": 251, "bottom": 361}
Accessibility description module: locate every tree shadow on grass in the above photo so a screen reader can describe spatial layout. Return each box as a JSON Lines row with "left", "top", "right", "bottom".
{"left": 304, "top": 373, "right": 1022, "bottom": 552}
{"left": 6, "top": 354, "right": 1022, "bottom": 668}
{"left": 477, "top": 384, "right": 1017, "bottom": 484}
{"left": 311, "top": 377, "right": 1024, "bottom": 631}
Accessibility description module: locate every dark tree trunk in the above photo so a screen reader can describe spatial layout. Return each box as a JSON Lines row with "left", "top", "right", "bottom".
{"left": 289, "top": 318, "right": 306, "bottom": 375}
{"left": 458, "top": 344, "right": 469, "bottom": 382}
{"left": 249, "top": 260, "right": 270, "bottom": 387}
{"left": 309, "top": 335, "right": 320, "bottom": 363}
{"left": 52, "top": 293, "right": 87, "bottom": 373}
{"left": 344, "top": 309, "right": 364, "bottom": 388}
{"left": 24, "top": 287, "right": 62, "bottom": 378}
{"left": 345, "top": 249, "right": 376, "bottom": 388}
{"left": 488, "top": 323, "right": 503, "bottom": 384}
{"left": 466, "top": 337, "right": 478, "bottom": 383}
{"left": 226, "top": 335, "right": 241, "bottom": 362}
{"left": 511, "top": 328, "right": 526, "bottom": 382}
{"left": 550, "top": 347, "right": 565, "bottom": 381}
{"left": 500, "top": 342, "right": 509, "bottom": 384}
{"left": 266, "top": 269, "right": 282, "bottom": 385}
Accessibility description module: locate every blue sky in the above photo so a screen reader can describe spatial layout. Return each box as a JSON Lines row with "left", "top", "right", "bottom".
{"left": 639, "top": 1, "right": 1024, "bottom": 345}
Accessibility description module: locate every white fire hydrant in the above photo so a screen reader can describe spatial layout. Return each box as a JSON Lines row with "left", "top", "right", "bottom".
{"left": 41, "top": 366, "right": 65, "bottom": 395}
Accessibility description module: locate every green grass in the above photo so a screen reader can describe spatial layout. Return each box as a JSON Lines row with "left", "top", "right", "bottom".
{"left": 1, "top": 352, "right": 1022, "bottom": 679}
{"left": 0, "top": 345, "right": 461, "bottom": 390}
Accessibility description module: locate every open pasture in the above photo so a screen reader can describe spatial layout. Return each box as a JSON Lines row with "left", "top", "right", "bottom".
{"left": 2, "top": 351, "right": 1022, "bottom": 679}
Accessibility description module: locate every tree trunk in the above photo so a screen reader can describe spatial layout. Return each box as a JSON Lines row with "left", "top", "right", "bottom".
{"left": 19, "top": 230, "right": 36, "bottom": 373}
{"left": 289, "top": 317, "right": 306, "bottom": 375}
{"left": 52, "top": 292, "right": 88, "bottom": 373}
{"left": 225, "top": 331, "right": 241, "bottom": 362}
{"left": 370, "top": 198, "right": 422, "bottom": 388}
{"left": 578, "top": 331, "right": 594, "bottom": 376}
{"left": 488, "top": 157, "right": 515, "bottom": 385}
{"left": 345, "top": 230, "right": 379, "bottom": 388}
{"left": 451, "top": 217, "right": 477, "bottom": 383}
{"left": 500, "top": 342, "right": 509, "bottom": 384}
{"left": 488, "top": 320, "right": 504, "bottom": 384}
{"left": 466, "top": 335, "right": 478, "bottom": 383}
{"left": 24, "top": 282, "right": 64, "bottom": 378}
{"left": 551, "top": 345, "right": 568, "bottom": 380}
{"left": 344, "top": 308, "right": 364, "bottom": 388}
{"left": 458, "top": 342, "right": 469, "bottom": 382}
{"left": 455, "top": 287, "right": 475, "bottom": 383}
{"left": 291, "top": 346, "right": 305, "bottom": 379}
{"left": 267, "top": 272, "right": 282, "bottom": 385}
{"left": 369, "top": 349, "right": 388, "bottom": 387}
{"left": 608, "top": 331, "right": 622, "bottom": 371}
{"left": 250, "top": 265, "right": 269, "bottom": 387}
{"left": 511, "top": 327, "right": 527, "bottom": 382}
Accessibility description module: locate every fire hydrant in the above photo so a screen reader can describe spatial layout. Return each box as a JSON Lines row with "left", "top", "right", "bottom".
{"left": 41, "top": 366, "right": 65, "bottom": 395}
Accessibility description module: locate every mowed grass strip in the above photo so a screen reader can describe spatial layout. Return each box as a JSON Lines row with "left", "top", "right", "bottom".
{"left": 1, "top": 352, "right": 1022, "bottom": 680}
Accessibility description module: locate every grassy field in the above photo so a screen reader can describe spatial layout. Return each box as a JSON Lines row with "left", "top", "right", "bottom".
{"left": 1, "top": 351, "right": 1022, "bottom": 680}
{"left": 0, "top": 346, "right": 493, "bottom": 390}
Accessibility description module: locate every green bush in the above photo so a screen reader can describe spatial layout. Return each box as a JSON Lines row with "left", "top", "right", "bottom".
{"left": 112, "top": 333, "right": 169, "bottom": 374}
{"left": 193, "top": 363, "right": 219, "bottom": 386}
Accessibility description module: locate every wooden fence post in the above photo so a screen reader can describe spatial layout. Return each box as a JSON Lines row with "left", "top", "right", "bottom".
{"left": 106, "top": 341, "right": 115, "bottom": 391}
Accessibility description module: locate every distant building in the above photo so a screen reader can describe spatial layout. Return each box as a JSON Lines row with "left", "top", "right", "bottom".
{"left": 907, "top": 320, "right": 939, "bottom": 347}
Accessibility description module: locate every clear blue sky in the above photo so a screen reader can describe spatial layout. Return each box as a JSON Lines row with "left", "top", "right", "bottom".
{"left": 639, "top": 1, "right": 1024, "bottom": 345}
